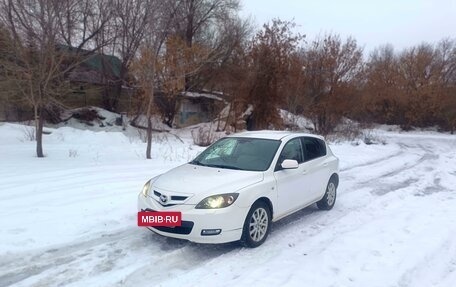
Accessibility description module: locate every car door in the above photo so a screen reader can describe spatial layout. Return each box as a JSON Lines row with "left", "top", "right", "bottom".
{"left": 301, "top": 137, "right": 330, "bottom": 200}
{"left": 274, "top": 138, "right": 314, "bottom": 217}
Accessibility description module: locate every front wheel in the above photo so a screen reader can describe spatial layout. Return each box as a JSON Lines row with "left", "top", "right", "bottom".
{"left": 241, "top": 201, "right": 271, "bottom": 248}
{"left": 317, "top": 179, "right": 337, "bottom": 210}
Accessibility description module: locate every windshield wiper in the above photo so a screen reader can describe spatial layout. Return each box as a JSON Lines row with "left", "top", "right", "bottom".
{"left": 207, "top": 164, "right": 245, "bottom": 170}
{"left": 190, "top": 160, "right": 207, "bottom": 166}
{"left": 191, "top": 161, "right": 245, "bottom": 170}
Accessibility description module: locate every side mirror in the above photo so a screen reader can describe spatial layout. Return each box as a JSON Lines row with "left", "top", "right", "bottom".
{"left": 281, "top": 159, "right": 299, "bottom": 169}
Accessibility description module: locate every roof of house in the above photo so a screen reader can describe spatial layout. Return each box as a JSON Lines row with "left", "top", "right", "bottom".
{"left": 83, "top": 53, "right": 121, "bottom": 78}
{"left": 58, "top": 45, "right": 122, "bottom": 84}
{"left": 180, "top": 91, "right": 229, "bottom": 102}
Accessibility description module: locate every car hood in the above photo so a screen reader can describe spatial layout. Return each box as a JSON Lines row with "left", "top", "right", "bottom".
{"left": 152, "top": 163, "right": 264, "bottom": 203}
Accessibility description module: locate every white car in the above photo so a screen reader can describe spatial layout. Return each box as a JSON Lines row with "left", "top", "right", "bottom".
{"left": 138, "top": 131, "right": 339, "bottom": 247}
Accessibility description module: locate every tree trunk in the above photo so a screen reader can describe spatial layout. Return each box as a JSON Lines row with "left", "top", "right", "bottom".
{"left": 184, "top": 0, "right": 194, "bottom": 91}
{"left": 146, "top": 87, "right": 155, "bottom": 159}
{"left": 146, "top": 115, "right": 152, "bottom": 159}
{"left": 185, "top": 0, "right": 195, "bottom": 47}
{"left": 223, "top": 103, "right": 232, "bottom": 131}
{"left": 36, "top": 106, "right": 44, "bottom": 158}
{"left": 102, "top": 61, "right": 127, "bottom": 112}
{"left": 108, "top": 65, "right": 127, "bottom": 111}
{"left": 233, "top": 97, "right": 238, "bottom": 132}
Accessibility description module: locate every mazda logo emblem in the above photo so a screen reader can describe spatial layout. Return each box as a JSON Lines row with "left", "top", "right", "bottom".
{"left": 159, "top": 194, "right": 168, "bottom": 204}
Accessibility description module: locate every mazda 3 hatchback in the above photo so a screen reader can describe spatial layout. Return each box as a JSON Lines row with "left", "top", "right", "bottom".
{"left": 138, "top": 131, "right": 339, "bottom": 247}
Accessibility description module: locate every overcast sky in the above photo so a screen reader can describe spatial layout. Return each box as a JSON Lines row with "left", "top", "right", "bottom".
{"left": 240, "top": 0, "right": 456, "bottom": 53}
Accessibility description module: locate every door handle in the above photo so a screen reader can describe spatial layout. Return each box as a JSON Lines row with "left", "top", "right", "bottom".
{"left": 302, "top": 170, "right": 308, "bottom": 174}
{"left": 323, "top": 163, "right": 328, "bottom": 167}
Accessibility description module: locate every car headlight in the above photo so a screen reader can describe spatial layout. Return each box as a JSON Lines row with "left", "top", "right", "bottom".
{"left": 195, "top": 193, "right": 239, "bottom": 209}
{"left": 141, "top": 180, "right": 151, "bottom": 197}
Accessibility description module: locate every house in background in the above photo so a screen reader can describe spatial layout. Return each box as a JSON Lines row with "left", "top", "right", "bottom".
{"left": 0, "top": 48, "right": 132, "bottom": 122}
{"left": 172, "top": 91, "right": 227, "bottom": 128}
{"left": 66, "top": 51, "right": 133, "bottom": 112}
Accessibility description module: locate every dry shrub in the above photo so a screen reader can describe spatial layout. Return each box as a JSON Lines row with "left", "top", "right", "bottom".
{"left": 21, "top": 125, "right": 36, "bottom": 141}
{"left": 326, "top": 120, "right": 386, "bottom": 145}
{"left": 191, "top": 127, "right": 219, "bottom": 147}
{"left": 362, "top": 129, "right": 386, "bottom": 145}
{"left": 44, "top": 104, "right": 64, "bottom": 124}
{"left": 72, "top": 108, "right": 99, "bottom": 122}
{"left": 326, "top": 120, "right": 362, "bottom": 142}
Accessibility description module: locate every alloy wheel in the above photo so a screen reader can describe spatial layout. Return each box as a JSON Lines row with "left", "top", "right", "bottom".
{"left": 249, "top": 207, "right": 269, "bottom": 242}
{"left": 327, "top": 182, "right": 336, "bottom": 206}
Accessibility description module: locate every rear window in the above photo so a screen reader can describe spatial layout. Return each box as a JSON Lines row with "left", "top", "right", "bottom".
{"left": 301, "top": 137, "right": 326, "bottom": 161}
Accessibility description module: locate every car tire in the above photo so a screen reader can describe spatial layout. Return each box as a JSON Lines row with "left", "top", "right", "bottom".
{"left": 241, "top": 200, "right": 271, "bottom": 248}
{"left": 317, "top": 178, "right": 337, "bottom": 210}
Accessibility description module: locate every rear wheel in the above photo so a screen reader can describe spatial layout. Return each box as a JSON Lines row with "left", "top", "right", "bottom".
{"left": 317, "top": 179, "right": 337, "bottom": 210}
{"left": 241, "top": 201, "right": 271, "bottom": 248}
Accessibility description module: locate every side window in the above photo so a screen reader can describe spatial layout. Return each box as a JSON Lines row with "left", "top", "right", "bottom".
{"left": 301, "top": 137, "right": 326, "bottom": 161}
{"left": 278, "top": 138, "right": 304, "bottom": 165}
{"left": 318, "top": 139, "right": 327, "bottom": 156}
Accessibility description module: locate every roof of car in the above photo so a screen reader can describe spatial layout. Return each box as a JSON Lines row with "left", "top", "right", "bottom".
{"left": 227, "top": 130, "right": 324, "bottom": 141}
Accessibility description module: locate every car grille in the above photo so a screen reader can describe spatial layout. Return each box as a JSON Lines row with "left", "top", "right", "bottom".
{"left": 152, "top": 221, "right": 194, "bottom": 235}
{"left": 153, "top": 190, "right": 189, "bottom": 207}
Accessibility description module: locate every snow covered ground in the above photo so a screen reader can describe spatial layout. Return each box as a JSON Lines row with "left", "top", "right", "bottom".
{"left": 0, "top": 122, "right": 455, "bottom": 287}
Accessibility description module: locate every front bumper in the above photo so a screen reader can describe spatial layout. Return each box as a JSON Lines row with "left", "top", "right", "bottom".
{"left": 138, "top": 194, "right": 249, "bottom": 244}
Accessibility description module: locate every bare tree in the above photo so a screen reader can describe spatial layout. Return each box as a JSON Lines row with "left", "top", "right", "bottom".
{"left": 0, "top": 24, "right": 24, "bottom": 120}
{"left": 362, "top": 41, "right": 456, "bottom": 130}
{"left": 131, "top": 0, "right": 180, "bottom": 159}
{"left": 192, "top": 14, "right": 253, "bottom": 92}
{"left": 245, "top": 19, "right": 303, "bottom": 130}
{"left": 201, "top": 16, "right": 252, "bottom": 131}
{"left": 173, "top": 0, "right": 239, "bottom": 47}
{"left": 302, "top": 34, "right": 363, "bottom": 134}
{"left": 0, "top": 0, "right": 113, "bottom": 157}
{"left": 434, "top": 39, "right": 456, "bottom": 133}
{"left": 97, "top": 0, "right": 154, "bottom": 111}
{"left": 363, "top": 45, "right": 405, "bottom": 124}
{"left": 217, "top": 43, "right": 250, "bottom": 132}
{"left": 283, "top": 51, "right": 306, "bottom": 119}
{"left": 397, "top": 43, "right": 443, "bottom": 128}
{"left": 57, "top": 0, "right": 111, "bottom": 49}
{"left": 155, "top": 35, "right": 210, "bottom": 127}
{"left": 172, "top": 0, "right": 241, "bottom": 90}
{"left": 132, "top": 1, "right": 242, "bottom": 158}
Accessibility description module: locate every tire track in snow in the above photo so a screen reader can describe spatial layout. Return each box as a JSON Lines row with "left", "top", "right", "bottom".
{"left": 0, "top": 228, "right": 140, "bottom": 287}
{"left": 340, "top": 146, "right": 423, "bottom": 183}
{"left": 340, "top": 149, "right": 404, "bottom": 172}
{"left": 397, "top": 235, "right": 456, "bottom": 287}
{"left": 337, "top": 142, "right": 435, "bottom": 197}
{"left": 0, "top": 227, "right": 238, "bottom": 287}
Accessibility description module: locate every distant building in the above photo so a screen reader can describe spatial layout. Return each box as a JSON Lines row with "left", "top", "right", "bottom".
{"left": 173, "top": 91, "right": 227, "bottom": 127}
{"left": 64, "top": 48, "right": 132, "bottom": 112}
{"left": 0, "top": 47, "right": 132, "bottom": 122}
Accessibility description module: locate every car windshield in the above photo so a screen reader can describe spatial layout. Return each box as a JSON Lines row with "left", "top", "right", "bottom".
{"left": 190, "top": 137, "right": 281, "bottom": 171}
